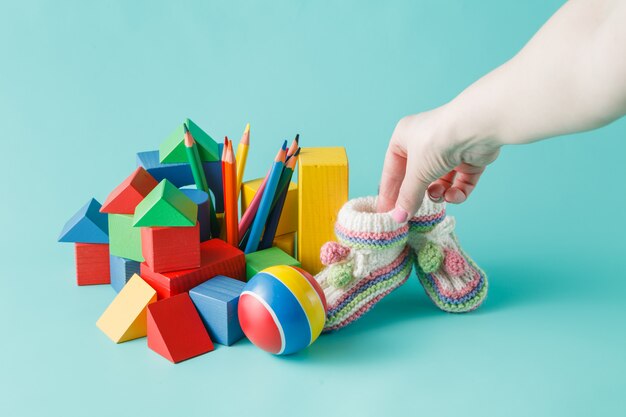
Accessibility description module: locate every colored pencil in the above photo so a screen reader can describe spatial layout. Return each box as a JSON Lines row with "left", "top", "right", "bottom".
{"left": 184, "top": 123, "right": 219, "bottom": 237}
{"left": 244, "top": 144, "right": 287, "bottom": 254}
{"left": 235, "top": 123, "right": 250, "bottom": 200}
{"left": 223, "top": 138, "right": 238, "bottom": 246}
{"left": 219, "top": 137, "right": 229, "bottom": 241}
{"left": 285, "top": 134, "right": 299, "bottom": 162}
{"left": 270, "top": 147, "right": 299, "bottom": 213}
{"left": 259, "top": 150, "right": 299, "bottom": 250}
{"left": 184, "top": 123, "right": 209, "bottom": 193}
{"left": 238, "top": 140, "right": 287, "bottom": 242}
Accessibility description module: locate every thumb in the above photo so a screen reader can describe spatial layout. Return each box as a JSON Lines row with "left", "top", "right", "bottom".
{"left": 390, "top": 171, "right": 431, "bottom": 224}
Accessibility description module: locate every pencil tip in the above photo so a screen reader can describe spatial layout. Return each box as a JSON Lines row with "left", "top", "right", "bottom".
{"left": 183, "top": 123, "right": 189, "bottom": 133}
{"left": 245, "top": 123, "right": 250, "bottom": 134}
{"left": 282, "top": 140, "right": 287, "bottom": 151}
{"left": 295, "top": 133, "right": 299, "bottom": 143}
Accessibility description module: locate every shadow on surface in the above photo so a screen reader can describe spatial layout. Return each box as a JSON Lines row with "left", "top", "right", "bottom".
{"left": 282, "top": 257, "right": 583, "bottom": 365}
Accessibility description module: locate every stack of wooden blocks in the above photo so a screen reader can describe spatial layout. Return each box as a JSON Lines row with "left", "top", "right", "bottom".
{"left": 59, "top": 118, "right": 349, "bottom": 363}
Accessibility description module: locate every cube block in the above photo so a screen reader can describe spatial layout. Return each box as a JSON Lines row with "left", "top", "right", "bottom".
{"left": 189, "top": 276, "right": 246, "bottom": 346}
{"left": 141, "top": 223, "right": 201, "bottom": 273}
{"left": 140, "top": 239, "right": 246, "bottom": 299}
{"left": 273, "top": 232, "right": 296, "bottom": 257}
{"left": 75, "top": 243, "right": 110, "bottom": 285}
{"left": 244, "top": 247, "right": 301, "bottom": 280}
{"left": 109, "top": 214, "right": 143, "bottom": 262}
{"left": 241, "top": 178, "right": 297, "bottom": 236}
{"left": 110, "top": 255, "right": 140, "bottom": 293}
{"left": 298, "top": 147, "right": 348, "bottom": 274}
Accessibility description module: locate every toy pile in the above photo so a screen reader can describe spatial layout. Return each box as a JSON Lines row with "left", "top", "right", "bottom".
{"left": 58, "top": 118, "right": 349, "bottom": 362}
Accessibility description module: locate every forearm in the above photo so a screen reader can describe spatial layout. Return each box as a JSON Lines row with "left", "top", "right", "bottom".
{"left": 446, "top": 0, "right": 626, "bottom": 147}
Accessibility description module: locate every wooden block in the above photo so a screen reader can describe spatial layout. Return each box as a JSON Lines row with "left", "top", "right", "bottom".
{"left": 159, "top": 118, "right": 220, "bottom": 164}
{"left": 180, "top": 189, "right": 211, "bottom": 242}
{"left": 101, "top": 167, "right": 158, "bottom": 214}
{"left": 59, "top": 198, "right": 109, "bottom": 243}
{"left": 110, "top": 255, "right": 141, "bottom": 293}
{"left": 189, "top": 276, "right": 246, "bottom": 346}
{"left": 244, "top": 247, "right": 301, "bottom": 280}
{"left": 147, "top": 293, "right": 214, "bottom": 363}
{"left": 273, "top": 232, "right": 296, "bottom": 257}
{"left": 96, "top": 274, "right": 157, "bottom": 343}
{"left": 141, "top": 223, "right": 201, "bottom": 273}
{"left": 136, "top": 148, "right": 224, "bottom": 212}
{"left": 75, "top": 243, "right": 110, "bottom": 285}
{"left": 298, "top": 147, "right": 348, "bottom": 274}
{"left": 109, "top": 214, "right": 144, "bottom": 262}
{"left": 132, "top": 180, "right": 197, "bottom": 227}
{"left": 241, "top": 178, "right": 298, "bottom": 236}
{"left": 140, "top": 239, "right": 246, "bottom": 299}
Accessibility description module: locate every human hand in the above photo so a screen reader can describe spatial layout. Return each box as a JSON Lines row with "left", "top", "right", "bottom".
{"left": 376, "top": 105, "right": 501, "bottom": 222}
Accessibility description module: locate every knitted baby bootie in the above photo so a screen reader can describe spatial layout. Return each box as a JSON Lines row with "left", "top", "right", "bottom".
{"left": 315, "top": 196, "right": 413, "bottom": 332}
{"left": 408, "top": 199, "right": 488, "bottom": 312}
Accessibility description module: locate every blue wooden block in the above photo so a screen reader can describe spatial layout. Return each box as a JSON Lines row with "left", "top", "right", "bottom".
{"left": 189, "top": 276, "right": 246, "bottom": 346}
{"left": 136, "top": 147, "right": 224, "bottom": 212}
{"left": 180, "top": 189, "right": 211, "bottom": 242}
{"left": 58, "top": 198, "right": 109, "bottom": 243}
{"left": 109, "top": 255, "right": 140, "bottom": 293}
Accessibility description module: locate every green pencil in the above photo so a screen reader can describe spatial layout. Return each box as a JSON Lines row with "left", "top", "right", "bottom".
{"left": 184, "top": 123, "right": 219, "bottom": 237}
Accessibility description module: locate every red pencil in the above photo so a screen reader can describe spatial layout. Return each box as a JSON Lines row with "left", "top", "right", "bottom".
{"left": 223, "top": 138, "right": 238, "bottom": 246}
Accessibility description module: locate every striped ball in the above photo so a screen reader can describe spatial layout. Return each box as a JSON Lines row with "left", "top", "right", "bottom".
{"left": 238, "top": 265, "right": 327, "bottom": 355}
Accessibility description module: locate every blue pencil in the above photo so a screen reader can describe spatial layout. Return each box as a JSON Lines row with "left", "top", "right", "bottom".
{"left": 244, "top": 143, "right": 287, "bottom": 254}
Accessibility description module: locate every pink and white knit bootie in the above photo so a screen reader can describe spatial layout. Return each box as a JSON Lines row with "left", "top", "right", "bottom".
{"left": 315, "top": 196, "right": 413, "bottom": 331}
{"left": 408, "top": 199, "right": 488, "bottom": 313}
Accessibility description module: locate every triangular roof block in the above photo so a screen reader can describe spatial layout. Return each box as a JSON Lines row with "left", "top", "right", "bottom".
{"left": 100, "top": 167, "right": 159, "bottom": 214}
{"left": 96, "top": 274, "right": 157, "bottom": 343}
{"left": 159, "top": 118, "right": 220, "bottom": 164}
{"left": 133, "top": 179, "right": 197, "bottom": 227}
{"left": 58, "top": 198, "right": 109, "bottom": 243}
{"left": 147, "top": 293, "right": 214, "bottom": 363}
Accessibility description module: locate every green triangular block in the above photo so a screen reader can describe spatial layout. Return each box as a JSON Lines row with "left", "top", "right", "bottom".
{"left": 133, "top": 180, "right": 198, "bottom": 227}
{"left": 159, "top": 118, "right": 220, "bottom": 164}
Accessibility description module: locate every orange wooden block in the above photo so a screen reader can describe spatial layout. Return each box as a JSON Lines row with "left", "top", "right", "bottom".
{"left": 75, "top": 243, "right": 110, "bottom": 285}
{"left": 147, "top": 293, "right": 214, "bottom": 363}
{"left": 141, "top": 223, "right": 200, "bottom": 273}
{"left": 101, "top": 167, "right": 159, "bottom": 214}
{"left": 140, "top": 238, "right": 246, "bottom": 299}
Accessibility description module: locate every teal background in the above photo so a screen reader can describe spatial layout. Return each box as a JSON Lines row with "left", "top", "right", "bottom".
{"left": 1, "top": 1, "right": 625, "bottom": 416}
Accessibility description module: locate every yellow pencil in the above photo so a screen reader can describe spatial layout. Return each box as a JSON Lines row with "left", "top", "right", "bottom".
{"left": 235, "top": 123, "right": 250, "bottom": 200}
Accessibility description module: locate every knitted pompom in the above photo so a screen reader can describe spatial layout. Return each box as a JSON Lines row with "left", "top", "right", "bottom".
{"left": 417, "top": 241, "right": 443, "bottom": 273}
{"left": 443, "top": 249, "right": 467, "bottom": 277}
{"left": 320, "top": 241, "right": 351, "bottom": 266}
{"left": 327, "top": 262, "right": 354, "bottom": 289}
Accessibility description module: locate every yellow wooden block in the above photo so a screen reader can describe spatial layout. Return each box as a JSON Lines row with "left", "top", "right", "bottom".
{"left": 297, "top": 147, "right": 349, "bottom": 274}
{"left": 273, "top": 232, "right": 296, "bottom": 257}
{"left": 241, "top": 178, "right": 298, "bottom": 236}
{"left": 96, "top": 274, "right": 157, "bottom": 343}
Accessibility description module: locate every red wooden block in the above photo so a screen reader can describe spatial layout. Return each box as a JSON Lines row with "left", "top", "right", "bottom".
{"left": 147, "top": 293, "right": 214, "bottom": 363}
{"left": 140, "top": 239, "right": 246, "bottom": 299}
{"left": 100, "top": 167, "right": 159, "bottom": 214}
{"left": 75, "top": 243, "right": 110, "bottom": 285}
{"left": 141, "top": 223, "right": 200, "bottom": 273}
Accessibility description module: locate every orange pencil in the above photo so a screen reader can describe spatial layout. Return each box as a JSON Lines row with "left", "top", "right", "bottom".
{"left": 223, "top": 138, "right": 238, "bottom": 246}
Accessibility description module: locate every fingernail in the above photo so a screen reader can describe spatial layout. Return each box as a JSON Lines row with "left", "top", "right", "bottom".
{"left": 428, "top": 193, "right": 444, "bottom": 203}
{"left": 391, "top": 207, "right": 409, "bottom": 223}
